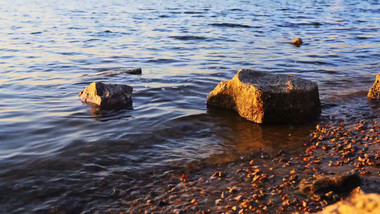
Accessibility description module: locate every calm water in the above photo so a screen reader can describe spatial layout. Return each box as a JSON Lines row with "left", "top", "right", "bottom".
{"left": 0, "top": 0, "right": 379, "bottom": 212}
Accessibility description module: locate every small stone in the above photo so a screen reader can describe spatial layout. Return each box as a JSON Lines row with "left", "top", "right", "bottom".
{"left": 215, "top": 199, "right": 223, "bottom": 205}
{"left": 229, "top": 186, "right": 239, "bottom": 193}
{"left": 211, "top": 171, "right": 225, "bottom": 178}
{"left": 221, "top": 191, "right": 226, "bottom": 199}
{"left": 102, "top": 67, "right": 142, "bottom": 76}
{"left": 234, "top": 195, "right": 243, "bottom": 201}
{"left": 291, "top": 37, "right": 303, "bottom": 46}
{"left": 157, "top": 200, "right": 170, "bottom": 207}
{"left": 181, "top": 174, "right": 189, "bottom": 182}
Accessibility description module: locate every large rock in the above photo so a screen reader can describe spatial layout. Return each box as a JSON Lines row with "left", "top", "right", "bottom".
{"left": 317, "top": 193, "right": 380, "bottom": 214}
{"left": 368, "top": 73, "right": 380, "bottom": 100}
{"left": 207, "top": 69, "right": 321, "bottom": 124}
{"left": 79, "top": 82, "right": 133, "bottom": 109}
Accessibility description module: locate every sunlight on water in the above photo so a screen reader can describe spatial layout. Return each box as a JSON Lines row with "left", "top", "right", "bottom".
{"left": 0, "top": 0, "right": 379, "bottom": 212}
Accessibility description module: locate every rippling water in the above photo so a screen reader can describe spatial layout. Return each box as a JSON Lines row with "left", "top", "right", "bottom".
{"left": 0, "top": 0, "right": 379, "bottom": 212}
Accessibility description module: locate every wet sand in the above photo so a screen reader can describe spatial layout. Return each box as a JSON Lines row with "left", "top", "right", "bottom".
{"left": 121, "top": 120, "right": 379, "bottom": 213}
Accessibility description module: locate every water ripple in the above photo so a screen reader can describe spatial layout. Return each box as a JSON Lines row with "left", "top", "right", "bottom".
{"left": 0, "top": 0, "right": 379, "bottom": 212}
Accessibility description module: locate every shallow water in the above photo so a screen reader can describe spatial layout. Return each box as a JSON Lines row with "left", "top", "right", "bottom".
{"left": 0, "top": 0, "right": 379, "bottom": 212}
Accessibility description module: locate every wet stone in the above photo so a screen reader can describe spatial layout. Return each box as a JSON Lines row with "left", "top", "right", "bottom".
{"left": 79, "top": 82, "right": 133, "bottom": 109}
{"left": 207, "top": 69, "right": 321, "bottom": 124}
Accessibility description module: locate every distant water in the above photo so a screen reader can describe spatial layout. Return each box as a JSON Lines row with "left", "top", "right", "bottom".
{"left": 0, "top": 0, "right": 379, "bottom": 212}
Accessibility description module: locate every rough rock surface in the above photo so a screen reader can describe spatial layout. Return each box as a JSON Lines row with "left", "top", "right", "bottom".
{"left": 79, "top": 82, "right": 133, "bottom": 109}
{"left": 317, "top": 193, "right": 380, "bottom": 214}
{"left": 207, "top": 69, "right": 321, "bottom": 124}
{"left": 368, "top": 73, "right": 380, "bottom": 100}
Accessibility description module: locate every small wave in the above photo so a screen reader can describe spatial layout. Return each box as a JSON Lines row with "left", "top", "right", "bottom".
{"left": 57, "top": 52, "right": 81, "bottom": 56}
{"left": 183, "top": 11, "right": 204, "bottom": 14}
{"left": 170, "top": 35, "right": 208, "bottom": 41}
{"left": 356, "top": 36, "right": 371, "bottom": 40}
{"left": 277, "top": 22, "right": 323, "bottom": 27}
{"left": 299, "top": 22, "right": 323, "bottom": 26}
{"left": 209, "top": 23, "right": 253, "bottom": 28}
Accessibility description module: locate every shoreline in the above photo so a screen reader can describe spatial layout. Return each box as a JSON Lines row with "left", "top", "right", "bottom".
{"left": 121, "top": 119, "right": 379, "bottom": 213}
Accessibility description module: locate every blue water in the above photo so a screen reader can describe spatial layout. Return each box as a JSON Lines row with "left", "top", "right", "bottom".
{"left": 0, "top": 0, "right": 379, "bottom": 212}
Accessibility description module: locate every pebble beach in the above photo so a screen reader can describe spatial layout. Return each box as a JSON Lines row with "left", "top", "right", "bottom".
{"left": 121, "top": 118, "right": 379, "bottom": 213}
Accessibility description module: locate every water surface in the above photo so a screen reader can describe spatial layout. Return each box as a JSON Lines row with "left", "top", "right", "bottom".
{"left": 0, "top": 0, "right": 379, "bottom": 212}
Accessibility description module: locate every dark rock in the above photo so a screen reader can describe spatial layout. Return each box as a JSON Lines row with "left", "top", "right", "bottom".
{"left": 157, "top": 200, "right": 170, "bottom": 207}
{"left": 207, "top": 69, "right": 321, "bottom": 124}
{"left": 368, "top": 73, "right": 380, "bottom": 100}
{"left": 79, "top": 82, "right": 133, "bottom": 109}
{"left": 102, "top": 68, "right": 142, "bottom": 77}
{"left": 299, "top": 174, "right": 361, "bottom": 196}
{"left": 122, "top": 68, "right": 142, "bottom": 75}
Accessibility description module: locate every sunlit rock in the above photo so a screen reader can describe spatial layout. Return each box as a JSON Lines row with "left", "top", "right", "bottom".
{"left": 317, "top": 192, "right": 380, "bottom": 214}
{"left": 291, "top": 37, "right": 303, "bottom": 47}
{"left": 79, "top": 82, "right": 133, "bottom": 109}
{"left": 207, "top": 69, "right": 321, "bottom": 124}
{"left": 368, "top": 73, "right": 380, "bottom": 100}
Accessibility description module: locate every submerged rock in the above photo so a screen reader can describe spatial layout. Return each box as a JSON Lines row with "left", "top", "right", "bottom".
{"left": 317, "top": 192, "right": 380, "bottom": 214}
{"left": 101, "top": 68, "right": 142, "bottom": 77}
{"left": 368, "top": 73, "right": 380, "bottom": 100}
{"left": 291, "top": 37, "right": 303, "bottom": 46}
{"left": 207, "top": 69, "right": 321, "bottom": 124}
{"left": 79, "top": 82, "right": 133, "bottom": 109}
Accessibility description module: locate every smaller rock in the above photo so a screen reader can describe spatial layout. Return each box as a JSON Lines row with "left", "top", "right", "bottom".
{"left": 211, "top": 171, "right": 225, "bottom": 178}
{"left": 157, "top": 200, "right": 170, "bottom": 207}
{"left": 228, "top": 186, "right": 240, "bottom": 193}
{"left": 215, "top": 199, "right": 223, "bottom": 205}
{"left": 368, "top": 73, "right": 380, "bottom": 100}
{"left": 120, "top": 68, "right": 142, "bottom": 75}
{"left": 79, "top": 82, "right": 133, "bottom": 109}
{"left": 234, "top": 195, "right": 243, "bottom": 201}
{"left": 102, "top": 68, "right": 142, "bottom": 77}
{"left": 299, "top": 173, "right": 361, "bottom": 196}
{"left": 291, "top": 37, "right": 303, "bottom": 47}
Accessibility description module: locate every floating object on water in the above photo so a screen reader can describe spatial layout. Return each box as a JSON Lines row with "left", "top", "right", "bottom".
{"left": 291, "top": 37, "right": 303, "bottom": 47}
